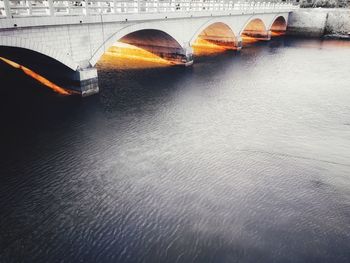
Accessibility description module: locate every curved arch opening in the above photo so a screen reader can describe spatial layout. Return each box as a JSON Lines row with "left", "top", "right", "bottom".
{"left": 100, "top": 29, "right": 190, "bottom": 68}
{"left": 192, "top": 22, "right": 238, "bottom": 55}
{"left": 270, "top": 16, "right": 287, "bottom": 37}
{"left": 0, "top": 46, "right": 77, "bottom": 95}
{"left": 241, "top": 19, "right": 268, "bottom": 45}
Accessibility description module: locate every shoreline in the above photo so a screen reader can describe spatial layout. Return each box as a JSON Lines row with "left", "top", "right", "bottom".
{"left": 323, "top": 33, "right": 350, "bottom": 40}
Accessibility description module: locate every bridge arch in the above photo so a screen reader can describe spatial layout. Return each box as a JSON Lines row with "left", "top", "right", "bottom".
{"left": 89, "top": 23, "right": 187, "bottom": 66}
{"left": 240, "top": 17, "right": 269, "bottom": 44}
{"left": 240, "top": 17, "right": 267, "bottom": 36}
{"left": 190, "top": 20, "right": 238, "bottom": 51}
{"left": 190, "top": 19, "right": 238, "bottom": 46}
{"left": 269, "top": 15, "right": 288, "bottom": 36}
{"left": 0, "top": 36, "right": 78, "bottom": 71}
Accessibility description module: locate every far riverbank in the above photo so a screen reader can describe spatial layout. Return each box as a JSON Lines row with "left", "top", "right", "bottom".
{"left": 287, "top": 8, "right": 350, "bottom": 39}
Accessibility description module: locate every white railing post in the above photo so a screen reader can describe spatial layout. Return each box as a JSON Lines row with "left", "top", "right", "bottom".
{"left": 85, "top": 0, "right": 89, "bottom": 15}
{"left": 27, "top": 0, "right": 33, "bottom": 15}
{"left": 113, "top": 0, "right": 117, "bottom": 13}
{"left": 48, "top": 0, "right": 54, "bottom": 15}
{"left": 65, "top": 1, "right": 70, "bottom": 14}
{"left": 3, "top": 0, "right": 11, "bottom": 17}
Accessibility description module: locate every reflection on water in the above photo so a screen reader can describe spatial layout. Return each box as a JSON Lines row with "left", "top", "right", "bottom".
{"left": 0, "top": 37, "right": 350, "bottom": 263}
{"left": 106, "top": 42, "right": 173, "bottom": 65}
{"left": 0, "top": 57, "right": 72, "bottom": 95}
{"left": 192, "top": 37, "right": 237, "bottom": 56}
{"left": 270, "top": 31, "right": 286, "bottom": 37}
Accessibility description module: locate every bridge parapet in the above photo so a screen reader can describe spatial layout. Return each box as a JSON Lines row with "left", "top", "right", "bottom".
{"left": 0, "top": 0, "right": 298, "bottom": 19}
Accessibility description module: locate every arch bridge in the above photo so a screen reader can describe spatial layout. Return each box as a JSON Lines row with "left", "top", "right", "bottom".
{"left": 0, "top": 0, "right": 298, "bottom": 96}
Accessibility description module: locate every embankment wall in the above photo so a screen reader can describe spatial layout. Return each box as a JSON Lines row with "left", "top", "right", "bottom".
{"left": 287, "top": 8, "right": 350, "bottom": 38}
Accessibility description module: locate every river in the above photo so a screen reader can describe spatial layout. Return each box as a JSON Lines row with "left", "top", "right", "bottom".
{"left": 0, "top": 37, "right": 349, "bottom": 262}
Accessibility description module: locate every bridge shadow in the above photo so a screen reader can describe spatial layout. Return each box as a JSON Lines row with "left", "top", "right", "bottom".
{"left": 96, "top": 59, "right": 192, "bottom": 116}
{"left": 0, "top": 59, "right": 87, "bottom": 155}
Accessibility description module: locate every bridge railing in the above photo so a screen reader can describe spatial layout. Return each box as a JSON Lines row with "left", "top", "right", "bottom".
{"left": 0, "top": 0, "right": 299, "bottom": 18}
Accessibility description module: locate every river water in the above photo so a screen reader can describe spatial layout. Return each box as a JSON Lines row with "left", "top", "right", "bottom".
{"left": 0, "top": 37, "right": 350, "bottom": 263}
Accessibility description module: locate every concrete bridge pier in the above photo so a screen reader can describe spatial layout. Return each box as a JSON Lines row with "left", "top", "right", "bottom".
{"left": 236, "top": 37, "right": 243, "bottom": 50}
{"left": 73, "top": 68, "right": 99, "bottom": 97}
{"left": 266, "top": 30, "right": 272, "bottom": 41}
{"left": 182, "top": 43, "right": 194, "bottom": 66}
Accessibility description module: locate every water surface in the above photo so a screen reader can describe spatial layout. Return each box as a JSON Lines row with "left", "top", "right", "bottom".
{"left": 0, "top": 37, "right": 350, "bottom": 263}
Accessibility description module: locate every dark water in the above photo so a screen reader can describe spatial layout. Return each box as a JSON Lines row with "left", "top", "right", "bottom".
{"left": 1, "top": 38, "right": 350, "bottom": 263}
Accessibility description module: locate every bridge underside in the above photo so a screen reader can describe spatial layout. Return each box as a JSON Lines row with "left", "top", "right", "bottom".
{"left": 241, "top": 18, "right": 271, "bottom": 45}
{"left": 116, "top": 30, "right": 193, "bottom": 65}
{"left": 270, "top": 16, "right": 288, "bottom": 36}
{"left": 0, "top": 46, "right": 73, "bottom": 84}
{"left": 193, "top": 22, "right": 239, "bottom": 52}
{"left": 0, "top": 47, "right": 99, "bottom": 96}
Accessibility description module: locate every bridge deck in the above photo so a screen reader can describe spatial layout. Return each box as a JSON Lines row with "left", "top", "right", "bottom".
{"left": 0, "top": 1, "right": 297, "bottom": 29}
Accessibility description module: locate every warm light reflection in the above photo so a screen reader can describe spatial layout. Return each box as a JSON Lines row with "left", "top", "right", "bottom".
{"left": 192, "top": 37, "right": 235, "bottom": 55}
{"left": 193, "top": 38, "right": 232, "bottom": 50}
{"left": 271, "top": 31, "right": 286, "bottom": 37}
{"left": 241, "top": 35, "right": 261, "bottom": 45}
{"left": 107, "top": 42, "right": 173, "bottom": 65}
{"left": 0, "top": 57, "right": 72, "bottom": 95}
